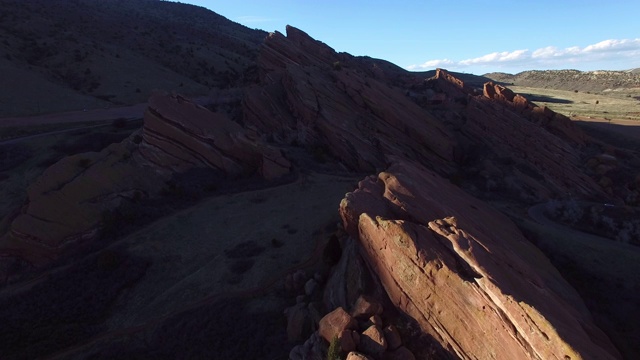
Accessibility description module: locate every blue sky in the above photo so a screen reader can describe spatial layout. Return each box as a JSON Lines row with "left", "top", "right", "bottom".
{"left": 183, "top": 0, "right": 639, "bottom": 75}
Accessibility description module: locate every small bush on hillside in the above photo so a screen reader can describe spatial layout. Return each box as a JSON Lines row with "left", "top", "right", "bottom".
{"left": 326, "top": 335, "right": 342, "bottom": 360}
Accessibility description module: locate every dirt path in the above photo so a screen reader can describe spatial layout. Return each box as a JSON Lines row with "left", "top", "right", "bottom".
{"left": 0, "top": 96, "right": 212, "bottom": 128}
{"left": 0, "top": 104, "right": 147, "bottom": 128}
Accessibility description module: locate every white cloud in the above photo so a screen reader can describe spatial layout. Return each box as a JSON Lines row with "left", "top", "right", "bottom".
{"left": 407, "top": 38, "right": 640, "bottom": 72}
{"left": 458, "top": 49, "right": 529, "bottom": 65}
{"left": 583, "top": 39, "right": 640, "bottom": 52}
{"left": 407, "top": 58, "right": 454, "bottom": 70}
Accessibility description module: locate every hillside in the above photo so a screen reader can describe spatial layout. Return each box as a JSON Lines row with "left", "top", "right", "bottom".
{"left": 0, "top": 0, "right": 266, "bottom": 117}
{"left": 0, "top": 2, "right": 639, "bottom": 359}
{"left": 485, "top": 69, "right": 640, "bottom": 92}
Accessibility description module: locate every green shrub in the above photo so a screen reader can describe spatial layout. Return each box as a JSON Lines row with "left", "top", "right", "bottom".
{"left": 326, "top": 335, "right": 342, "bottom": 360}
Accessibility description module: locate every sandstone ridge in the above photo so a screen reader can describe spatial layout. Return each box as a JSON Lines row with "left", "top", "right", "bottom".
{"left": 1, "top": 93, "right": 289, "bottom": 263}
{"left": 340, "top": 159, "right": 621, "bottom": 359}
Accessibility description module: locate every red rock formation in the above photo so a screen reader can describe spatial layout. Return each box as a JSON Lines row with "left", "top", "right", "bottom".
{"left": 482, "top": 80, "right": 586, "bottom": 144}
{"left": 1, "top": 93, "right": 289, "bottom": 264}
{"left": 340, "top": 159, "right": 621, "bottom": 359}
{"left": 431, "top": 70, "right": 600, "bottom": 199}
{"left": 358, "top": 325, "right": 387, "bottom": 356}
{"left": 4, "top": 140, "right": 161, "bottom": 264}
{"left": 346, "top": 352, "right": 373, "bottom": 360}
{"left": 351, "top": 294, "right": 383, "bottom": 319}
{"left": 318, "top": 307, "right": 358, "bottom": 343}
{"left": 247, "top": 28, "right": 601, "bottom": 201}
{"left": 244, "top": 26, "right": 455, "bottom": 172}
{"left": 140, "top": 93, "right": 289, "bottom": 179}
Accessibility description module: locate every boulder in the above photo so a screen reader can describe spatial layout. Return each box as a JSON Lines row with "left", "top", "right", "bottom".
{"left": 382, "top": 346, "right": 416, "bottom": 360}
{"left": 382, "top": 325, "right": 402, "bottom": 350}
{"left": 351, "top": 294, "right": 383, "bottom": 319}
{"left": 285, "top": 303, "right": 314, "bottom": 342}
{"left": 369, "top": 315, "right": 383, "bottom": 328}
{"left": 346, "top": 352, "right": 373, "bottom": 360}
{"left": 319, "top": 307, "right": 358, "bottom": 343}
{"left": 358, "top": 325, "right": 387, "bottom": 356}
{"left": 339, "top": 329, "right": 357, "bottom": 353}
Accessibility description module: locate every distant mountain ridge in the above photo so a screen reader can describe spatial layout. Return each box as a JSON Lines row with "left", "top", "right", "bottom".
{"left": 0, "top": 0, "right": 266, "bottom": 116}
{"left": 485, "top": 69, "right": 640, "bottom": 92}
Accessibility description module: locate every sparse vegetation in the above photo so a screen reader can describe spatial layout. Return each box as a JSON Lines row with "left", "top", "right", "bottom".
{"left": 502, "top": 85, "right": 640, "bottom": 120}
{"left": 326, "top": 335, "right": 342, "bottom": 360}
{"left": 545, "top": 200, "right": 640, "bottom": 245}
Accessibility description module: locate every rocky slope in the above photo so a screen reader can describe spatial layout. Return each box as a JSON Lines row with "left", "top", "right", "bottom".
{"left": 0, "top": 0, "right": 265, "bottom": 116}
{"left": 0, "top": 22, "right": 632, "bottom": 359}
{"left": 485, "top": 69, "right": 640, "bottom": 92}
{"left": 244, "top": 27, "right": 602, "bottom": 201}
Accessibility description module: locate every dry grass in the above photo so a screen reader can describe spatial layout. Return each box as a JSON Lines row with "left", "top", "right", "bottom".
{"left": 510, "top": 85, "right": 640, "bottom": 121}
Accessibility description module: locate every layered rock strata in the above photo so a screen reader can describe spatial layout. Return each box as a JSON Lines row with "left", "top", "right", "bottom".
{"left": 340, "top": 159, "right": 621, "bottom": 359}
{"left": 1, "top": 93, "right": 289, "bottom": 264}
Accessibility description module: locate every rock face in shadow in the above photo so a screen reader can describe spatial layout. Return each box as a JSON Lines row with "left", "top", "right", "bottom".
{"left": 139, "top": 93, "right": 290, "bottom": 179}
{"left": 482, "top": 80, "right": 586, "bottom": 144}
{"left": 423, "top": 69, "right": 601, "bottom": 200}
{"left": 244, "top": 26, "right": 602, "bottom": 202}
{"left": 5, "top": 139, "right": 160, "bottom": 264}
{"left": 243, "top": 26, "right": 455, "bottom": 172}
{"left": 2, "top": 93, "right": 289, "bottom": 264}
{"left": 339, "top": 159, "right": 621, "bottom": 359}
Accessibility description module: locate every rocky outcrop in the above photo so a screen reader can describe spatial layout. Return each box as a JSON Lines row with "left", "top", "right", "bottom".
{"left": 139, "top": 93, "right": 289, "bottom": 179}
{"left": 246, "top": 27, "right": 602, "bottom": 201}
{"left": 482, "top": 81, "right": 586, "bottom": 144}
{"left": 340, "top": 159, "right": 621, "bottom": 359}
{"left": 1, "top": 93, "right": 290, "bottom": 264}
{"left": 244, "top": 26, "right": 455, "bottom": 173}
{"left": 4, "top": 138, "right": 161, "bottom": 264}
{"left": 428, "top": 70, "right": 600, "bottom": 199}
{"left": 313, "top": 295, "right": 417, "bottom": 360}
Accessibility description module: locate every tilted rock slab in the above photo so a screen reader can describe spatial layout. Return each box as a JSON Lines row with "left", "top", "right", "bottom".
{"left": 244, "top": 26, "right": 455, "bottom": 173}
{"left": 2, "top": 93, "right": 289, "bottom": 264}
{"left": 141, "top": 93, "right": 290, "bottom": 179}
{"left": 340, "top": 159, "right": 620, "bottom": 359}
